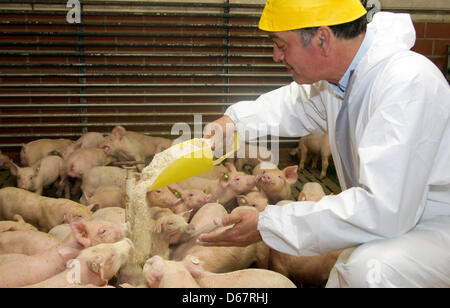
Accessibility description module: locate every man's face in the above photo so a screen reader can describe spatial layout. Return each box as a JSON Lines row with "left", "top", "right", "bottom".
{"left": 270, "top": 31, "right": 324, "bottom": 84}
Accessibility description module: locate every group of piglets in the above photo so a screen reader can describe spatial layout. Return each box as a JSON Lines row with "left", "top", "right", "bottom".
{"left": 0, "top": 126, "right": 174, "bottom": 287}
{"left": 0, "top": 127, "right": 338, "bottom": 288}
{"left": 0, "top": 186, "right": 132, "bottom": 287}
{"left": 140, "top": 143, "right": 340, "bottom": 288}
{"left": 0, "top": 125, "right": 173, "bottom": 205}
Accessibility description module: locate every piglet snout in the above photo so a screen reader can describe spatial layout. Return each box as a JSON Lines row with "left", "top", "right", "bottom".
{"left": 259, "top": 173, "right": 273, "bottom": 184}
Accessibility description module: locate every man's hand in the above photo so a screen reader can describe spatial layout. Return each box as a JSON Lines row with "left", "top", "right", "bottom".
{"left": 203, "top": 115, "right": 235, "bottom": 151}
{"left": 197, "top": 208, "right": 262, "bottom": 247}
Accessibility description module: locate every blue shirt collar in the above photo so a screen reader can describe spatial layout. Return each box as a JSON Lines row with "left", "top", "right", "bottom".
{"left": 329, "top": 29, "right": 375, "bottom": 97}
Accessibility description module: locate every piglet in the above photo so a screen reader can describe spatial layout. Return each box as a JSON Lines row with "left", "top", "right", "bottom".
{"left": 0, "top": 187, "right": 92, "bottom": 232}
{"left": 0, "top": 214, "right": 38, "bottom": 233}
{"left": 99, "top": 126, "right": 173, "bottom": 171}
{"left": 81, "top": 166, "right": 127, "bottom": 199}
{"left": 20, "top": 138, "right": 73, "bottom": 167}
{"left": 146, "top": 186, "right": 183, "bottom": 209}
{"left": 269, "top": 183, "right": 342, "bottom": 287}
{"left": 184, "top": 254, "right": 296, "bottom": 288}
{"left": 61, "top": 148, "right": 116, "bottom": 198}
{"left": 60, "top": 132, "right": 105, "bottom": 160}
{"left": 80, "top": 185, "right": 126, "bottom": 211}
{"left": 143, "top": 255, "right": 296, "bottom": 288}
{"left": 48, "top": 207, "right": 127, "bottom": 242}
{"left": 236, "top": 191, "right": 268, "bottom": 212}
{"left": 0, "top": 229, "right": 60, "bottom": 255}
{"left": 295, "top": 133, "right": 331, "bottom": 179}
{"left": 25, "top": 238, "right": 134, "bottom": 288}
{"left": 175, "top": 187, "right": 212, "bottom": 211}
{"left": 0, "top": 218, "right": 125, "bottom": 287}
{"left": 233, "top": 143, "right": 275, "bottom": 174}
{"left": 168, "top": 184, "right": 212, "bottom": 218}
{"left": 254, "top": 164, "right": 298, "bottom": 204}
{"left": 298, "top": 182, "right": 326, "bottom": 202}
{"left": 64, "top": 148, "right": 116, "bottom": 179}
{"left": 0, "top": 150, "right": 11, "bottom": 169}
{"left": 150, "top": 207, "right": 195, "bottom": 259}
{"left": 143, "top": 255, "right": 200, "bottom": 288}
{"left": 8, "top": 155, "right": 66, "bottom": 196}
{"left": 170, "top": 204, "right": 269, "bottom": 273}
{"left": 90, "top": 207, "right": 125, "bottom": 226}
{"left": 176, "top": 162, "right": 257, "bottom": 210}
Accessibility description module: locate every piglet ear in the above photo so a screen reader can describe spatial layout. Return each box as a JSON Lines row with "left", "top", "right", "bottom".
{"left": 90, "top": 256, "right": 108, "bottom": 286}
{"left": 236, "top": 195, "right": 247, "bottom": 206}
{"left": 112, "top": 126, "right": 127, "bottom": 140}
{"left": 64, "top": 213, "right": 71, "bottom": 224}
{"left": 70, "top": 219, "right": 91, "bottom": 248}
{"left": 8, "top": 161, "right": 20, "bottom": 176}
{"left": 180, "top": 209, "right": 193, "bottom": 222}
{"left": 283, "top": 165, "right": 298, "bottom": 185}
{"left": 87, "top": 203, "right": 100, "bottom": 212}
{"left": 150, "top": 219, "right": 163, "bottom": 233}
{"left": 219, "top": 173, "right": 230, "bottom": 188}
{"left": 143, "top": 257, "right": 164, "bottom": 287}
{"left": 13, "top": 214, "right": 25, "bottom": 223}
{"left": 57, "top": 246, "right": 80, "bottom": 262}
{"left": 185, "top": 255, "right": 203, "bottom": 279}
{"left": 144, "top": 268, "right": 163, "bottom": 288}
{"left": 298, "top": 192, "right": 307, "bottom": 202}
{"left": 225, "top": 162, "right": 237, "bottom": 173}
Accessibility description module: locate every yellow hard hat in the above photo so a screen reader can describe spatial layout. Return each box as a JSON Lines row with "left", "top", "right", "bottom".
{"left": 259, "top": 0, "right": 367, "bottom": 32}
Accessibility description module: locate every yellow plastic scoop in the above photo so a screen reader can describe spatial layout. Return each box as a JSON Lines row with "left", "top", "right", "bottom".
{"left": 148, "top": 132, "right": 239, "bottom": 191}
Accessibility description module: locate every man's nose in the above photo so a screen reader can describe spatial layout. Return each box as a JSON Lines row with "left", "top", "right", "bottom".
{"left": 273, "top": 45, "right": 284, "bottom": 63}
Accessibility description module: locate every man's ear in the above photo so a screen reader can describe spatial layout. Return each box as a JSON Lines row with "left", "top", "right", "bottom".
{"left": 70, "top": 219, "right": 91, "bottom": 248}
{"left": 315, "top": 26, "right": 333, "bottom": 56}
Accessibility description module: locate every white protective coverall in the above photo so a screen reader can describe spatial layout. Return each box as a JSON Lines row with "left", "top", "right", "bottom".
{"left": 224, "top": 12, "right": 450, "bottom": 287}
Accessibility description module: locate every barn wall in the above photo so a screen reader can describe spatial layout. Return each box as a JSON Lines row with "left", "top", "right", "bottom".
{"left": 0, "top": 0, "right": 448, "bottom": 166}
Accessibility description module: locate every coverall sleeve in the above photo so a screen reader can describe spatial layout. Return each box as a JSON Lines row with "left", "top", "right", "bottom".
{"left": 225, "top": 81, "right": 331, "bottom": 138}
{"left": 257, "top": 55, "right": 450, "bottom": 256}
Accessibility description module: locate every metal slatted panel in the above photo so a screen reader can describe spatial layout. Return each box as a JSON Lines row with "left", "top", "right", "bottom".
{"left": 0, "top": 0, "right": 296, "bottom": 160}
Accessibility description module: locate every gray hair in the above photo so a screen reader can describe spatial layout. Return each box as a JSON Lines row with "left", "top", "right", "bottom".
{"left": 294, "top": 28, "right": 318, "bottom": 46}
{"left": 294, "top": 0, "right": 368, "bottom": 46}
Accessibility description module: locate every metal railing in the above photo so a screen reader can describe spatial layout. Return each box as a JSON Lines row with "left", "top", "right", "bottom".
{"left": 0, "top": 0, "right": 296, "bottom": 151}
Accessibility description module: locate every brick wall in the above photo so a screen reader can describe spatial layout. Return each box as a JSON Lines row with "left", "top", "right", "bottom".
{"left": 412, "top": 22, "right": 450, "bottom": 76}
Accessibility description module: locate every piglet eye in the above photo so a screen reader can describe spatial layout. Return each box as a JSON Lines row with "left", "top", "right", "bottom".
{"left": 99, "top": 229, "right": 107, "bottom": 235}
